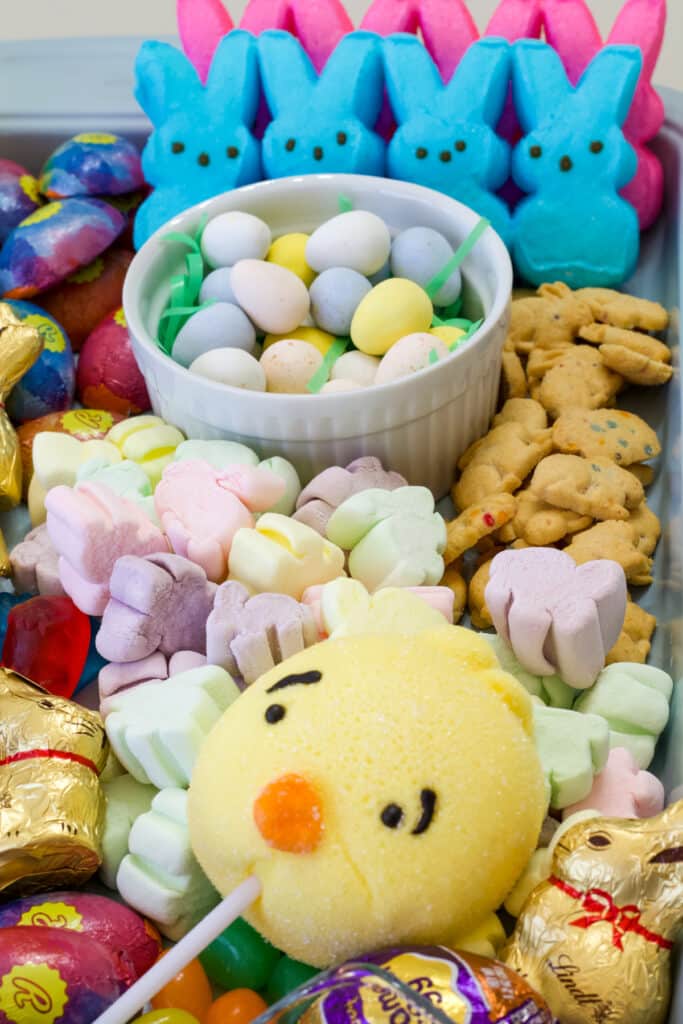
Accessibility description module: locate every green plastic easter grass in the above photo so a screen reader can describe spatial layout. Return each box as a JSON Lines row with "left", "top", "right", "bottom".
{"left": 338, "top": 195, "right": 353, "bottom": 213}
{"left": 425, "top": 216, "right": 490, "bottom": 301}
{"left": 157, "top": 215, "right": 209, "bottom": 354}
{"left": 307, "top": 337, "right": 351, "bottom": 394}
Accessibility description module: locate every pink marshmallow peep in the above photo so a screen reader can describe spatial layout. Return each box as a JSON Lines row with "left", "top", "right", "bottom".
{"left": 294, "top": 456, "right": 407, "bottom": 535}
{"left": 10, "top": 524, "right": 64, "bottom": 597}
{"left": 99, "top": 649, "right": 207, "bottom": 716}
{"left": 485, "top": 547, "right": 627, "bottom": 689}
{"left": 563, "top": 746, "right": 665, "bottom": 819}
{"left": 96, "top": 552, "right": 217, "bottom": 664}
{"left": 45, "top": 482, "right": 167, "bottom": 616}
{"left": 154, "top": 460, "right": 285, "bottom": 583}
{"left": 177, "top": 0, "right": 234, "bottom": 84}
{"left": 541, "top": 0, "right": 666, "bottom": 229}
{"left": 206, "top": 580, "right": 319, "bottom": 685}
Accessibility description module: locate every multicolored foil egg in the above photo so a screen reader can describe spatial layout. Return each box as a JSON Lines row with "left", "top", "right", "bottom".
{"left": 39, "top": 133, "right": 144, "bottom": 199}
{"left": 0, "top": 926, "right": 125, "bottom": 1023}
{"left": 16, "top": 408, "right": 122, "bottom": 493}
{"left": 0, "top": 668, "right": 109, "bottom": 897}
{"left": 0, "top": 891, "right": 161, "bottom": 987}
{"left": 0, "top": 303, "right": 43, "bottom": 508}
{"left": 299, "top": 947, "right": 556, "bottom": 1024}
{"left": 0, "top": 197, "right": 125, "bottom": 299}
{"left": 0, "top": 161, "right": 41, "bottom": 244}
{"left": 77, "top": 307, "right": 150, "bottom": 415}
{"left": 5, "top": 300, "right": 75, "bottom": 422}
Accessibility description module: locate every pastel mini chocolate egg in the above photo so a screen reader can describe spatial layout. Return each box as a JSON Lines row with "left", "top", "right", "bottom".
{"left": 267, "top": 233, "right": 316, "bottom": 286}
{"left": 173, "top": 303, "right": 256, "bottom": 367}
{"left": 430, "top": 324, "right": 466, "bottom": 347}
{"left": 309, "top": 268, "right": 372, "bottom": 336}
{"left": 5, "top": 300, "right": 75, "bottom": 422}
{"left": 199, "top": 268, "right": 239, "bottom": 305}
{"left": 36, "top": 248, "right": 134, "bottom": 351}
{"left": 264, "top": 326, "right": 334, "bottom": 356}
{"left": 391, "top": 226, "right": 462, "bottom": 307}
{"left": 321, "top": 379, "right": 364, "bottom": 393}
{"left": 40, "top": 133, "right": 144, "bottom": 199}
{"left": 330, "top": 351, "right": 379, "bottom": 387}
{"left": 261, "top": 339, "right": 323, "bottom": 394}
{"left": 190, "top": 348, "right": 266, "bottom": 391}
{"left": 351, "top": 279, "right": 433, "bottom": 356}
{"left": 231, "top": 260, "right": 310, "bottom": 335}
{"left": 0, "top": 162, "right": 41, "bottom": 244}
{"left": 201, "top": 212, "right": 272, "bottom": 269}
{"left": 306, "top": 211, "right": 391, "bottom": 276}
{"left": 0, "top": 198, "right": 125, "bottom": 300}
{"left": 77, "top": 307, "right": 151, "bottom": 415}
{"left": 0, "top": 890, "right": 161, "bottom": 987}
{"left": 375, "top": 333, "right": 449, "bottom": 385}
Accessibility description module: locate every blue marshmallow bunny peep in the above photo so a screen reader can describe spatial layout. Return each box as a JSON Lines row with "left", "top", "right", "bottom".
{"left": 257, "top": 30, "right": 386, "bottom": 179}
{"left": 511, "top": 40, "right": 642, "bottom": 287}
{"left": 134, "top": 30, "right": 262, "bottom": 248}
{"left": 383, "top": 35, "right": 513, "bottom": 244}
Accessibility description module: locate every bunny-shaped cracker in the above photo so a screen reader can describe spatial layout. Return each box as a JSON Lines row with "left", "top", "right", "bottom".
{"left": 383, "top": 36, "right": 513, "bottom": 244}
{"left": 542, "top": 0, "right": 666, "bottom": 230}
{"left": 257, "top": 31, "right": 386, "bottom": 180}
{"left": 133, "top": 31, "right": 262, "bottom": 248}
{"left": 512, "top": 41, "right": 641, "bottom": 287}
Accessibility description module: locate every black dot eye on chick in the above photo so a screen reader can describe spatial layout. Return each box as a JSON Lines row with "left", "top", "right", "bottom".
{"left": 265, "top": 704, "right": 286, "bottom": 724}
{"left": 380, "top": 789, "right": 437, "bottom": 834}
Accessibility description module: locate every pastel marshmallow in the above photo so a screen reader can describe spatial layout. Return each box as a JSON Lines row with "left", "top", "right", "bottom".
{"left": 99, "top": 650, "right": 208, "bottom": 717}
{"left": 573, "top": 662, "right": 673, "bottom": 768}
{"left": 10, "top": 524, "right": 64, "bottom": 596}
{"left": 105, "top": 665, "right": 239, "bottom": 789}
{"left": 228, "top": 513, "right": 345, "bottom": 600}
{"left": 155, "top": 460, "right": 285, "bottom": 582}
{"left": 486, "top": 548, "right": 627, "bottom": 688}
{"left": 46, "top": 482, "right": 168, "bottom": 616}
{"left": 486, "top": 634, "right": 577, "bottom": 709}
{"left": 100, "top": 773, "right": 157, "bottom": 890}
{"left": 563, "top": 746, "right": 665, "bottom": 820}
{"left": 294, "top": 456, "right": 407, "bottom": 535}
{"left": 96, "top": 552, "right": 217, "bottom": 663}
{"left": 534, "top": 703, "right": 610, "bottom": 810}
{"left": 205, "top": 580, "right": 318, "bottom": 685}
{"left": 116, "top": 788, "right": 219, "bottom": 940}
{"left": 107, "top": 415, "right": 185, "bottom": 487}
{"left": 29, "top": 433, "right": 122, "bottom": 525}
{"left": 326, "top": 486, "right": 447, "bottom": 591}
{"left": 319, "top": 578, "right": 452, "bottom": 639}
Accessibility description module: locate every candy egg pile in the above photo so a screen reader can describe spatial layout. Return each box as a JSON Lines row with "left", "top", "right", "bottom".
{"left": 158, "top": 208, "right": 485, "bottom": 394}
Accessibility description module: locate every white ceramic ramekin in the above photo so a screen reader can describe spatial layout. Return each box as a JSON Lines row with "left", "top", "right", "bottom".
{"left": 124, "top": 174, "right": 512, "bottom": 498}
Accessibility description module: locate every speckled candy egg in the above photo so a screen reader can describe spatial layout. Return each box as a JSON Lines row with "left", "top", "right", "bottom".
{"left": 0, "top": 891, "right": 161, "bottom": 987}
{"left": 0, "top": 927, "right": 125, "bottom": 1023}
{"left": 391, "top": 227, "right": 462, "bottom": 308}
{"left": 331, "top": 351, "right": 379, "bottom": 388}
{"left": 309, "top": 268, "right": 372, "bottom": 336}
{"left": 173, "top": 303, "right": 256, "bottom": 367}
{"left": 351, "top": 279, "right": 433, "bottom": 356}
{"left": 5, "top": 300, "right": 75, "bottom": 422}
{"left": 37, "top": 248, "right": 134, "bottom": 351}
{"left": 40, "top": 133, "right": 143, "bottom": 199}
{"left": 77, "top": 308, "right": 150, "bottom": 415}
{"left": 261, "top": 339, "right": 323, "bottom": 394}
{"left": 0, "top": 198, "right": 125, "bottom": 299}
{"left": 0, "top": 161, "right": 42, "bottom": 244}
{"left": 231, "top": 260, "right": 310, "bottom": 335}
{"left": 190, "top": 348, "right": 266, "bottom": 391}
{"left": 306, "top": 212, "right": 391, "bottom": 276}
{"left": 375, "top": 333, "right": 449, "bottom": 385}
{"left": 201, "top": 211, "right": 272, "bottom": 268}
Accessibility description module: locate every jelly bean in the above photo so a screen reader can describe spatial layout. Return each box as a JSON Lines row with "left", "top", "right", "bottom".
{"left": 151, "top": 956, "right": 213, "bottom": 1022}
{"left": 2, "top": 595, "right": 91, "bottom": 698}
{"left": 265, "top": 958, "right": 318, "bottom": 1004}
{"left": 267, "top": 233, "right": 315, "bottom": 286}
{"left": 261, "top": 340, "right": 323, "bottom": 394}
{"left": 351, "top": 279, "right": 433, "bottom": 356}
{"left": 309, "top": 268, "right": 372, "bottom": 337}
{"left": 206, "top": 990, "right": 268, "bottom": 1024}
{"left": 263, "top": 327, "right": 334, "bottom": 357}
{"left": 199, "top": 917, "right": 281, "bottom": 992}
{"left": 190, "top": 349, "right": 266, "bottom": 391}
{"left": 391, "top": 226, "right": 462, "bottom": 307}
{"left": 306, "top": 211, "right": 390, "bottom": 276}
{"left": 202, "top": 212, "right": 272, "bottom": 269}
{"left": 173, "top": 304, "right": 256, "bottom": 367}
{"left": 138, "top": 1011, "right": 201, "bottom": 1024}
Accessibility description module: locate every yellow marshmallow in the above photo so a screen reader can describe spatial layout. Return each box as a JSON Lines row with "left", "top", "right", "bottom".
{"left": 107, "top": 415, "right": 185, "bottom": 487}
{"left": 321, "top": 577, "right": 447, "bottom": 638}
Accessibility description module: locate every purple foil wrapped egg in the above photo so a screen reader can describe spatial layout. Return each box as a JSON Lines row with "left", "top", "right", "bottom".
{"left": 0, "top": 197, "right": 125, "bottom": 299}
{"left": 40, "top": 133, "right": 144, "bottom": 199}
{"left": 0, "top": 161, "right": 42, "bottom": 245}
{"left": 0, "top": 926, "right": 125, "bottom": 1024}
{"left": 5, "top": 300, "right": 75, "bottom": 422}
{"left": 301, "top": 947, "right": 557, "bottom": 1024}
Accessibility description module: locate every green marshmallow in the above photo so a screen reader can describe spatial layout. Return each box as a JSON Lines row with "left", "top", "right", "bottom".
{"left": 486, "top": 635, "right": 576, "bottom": 709}
{"left": 100, "top": 773, "right": 157, "bottom": 890}
{"left": 573, "top": 663, "right": 673, "bottom": 768}
{"left": 258, "top": 456, "right": 302, "bottom": 516}
{"left": 533, "top": 704, "right": 610, "bottom": 810}
{"left": 174, "top": 439, "right": 260, "bottom": 468}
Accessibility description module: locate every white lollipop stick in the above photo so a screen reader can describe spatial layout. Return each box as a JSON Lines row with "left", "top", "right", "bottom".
{"left": 93, "top": 875, "right": 262, "bottom": 1024}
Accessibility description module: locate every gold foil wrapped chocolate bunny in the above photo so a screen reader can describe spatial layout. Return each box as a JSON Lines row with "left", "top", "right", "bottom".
{"left": 0, "top": 668, "right": 109, "bottom": 896}
{"left": 503, "top": 801, "right": 683, "bottom": 1024}
{"left": 0, "top": 303, "right": 43, "bottom": 508}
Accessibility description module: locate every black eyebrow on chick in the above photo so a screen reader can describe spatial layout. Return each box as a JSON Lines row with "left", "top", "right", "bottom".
{"left": 412, "top": 789, "right": 437, "bottom": 835}
{"left": 266, "top": 670, "right": 323, "bottom": 694}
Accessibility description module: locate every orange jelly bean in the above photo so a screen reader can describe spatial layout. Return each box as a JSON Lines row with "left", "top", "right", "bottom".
{"left": 150, "top": 955, "right": 213, "bottom": 1023}
{"left": 206, "top": 989, "right": 268, "bottom": 1024}
{"left": 253, "top": 773, "right": 324, "bottom": 853}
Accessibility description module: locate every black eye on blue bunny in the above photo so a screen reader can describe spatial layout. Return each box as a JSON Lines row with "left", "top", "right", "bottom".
{"left": 415, "top": 147, "right": 428, "bottom": 160}
{"left": 285, "top": 138, "right": 296, "bottom": 152}
{"left": 197, "top": 152, "right": 211, "bottom": 167}
{"left": 590, "top": 141, "right": 604, "bottom": 154}
{"left": 227, "top": 146, "right": 240, "bottom": 160}
{"left": 530, "top": 144, "right": 542, "bottom": 159}
{"left": 171, "top": 141, "right": 185, "bottom": 155}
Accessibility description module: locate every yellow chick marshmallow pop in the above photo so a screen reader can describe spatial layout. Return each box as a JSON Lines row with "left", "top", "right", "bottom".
{"left": 188, "top": 626, "right": 546, "bottom": 967}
